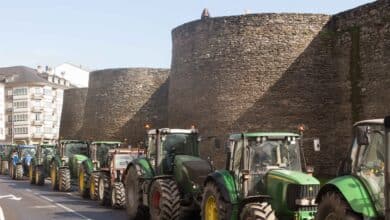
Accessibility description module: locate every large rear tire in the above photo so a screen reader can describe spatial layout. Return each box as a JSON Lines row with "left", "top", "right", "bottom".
{"left": 15, "top": 164, "right": 23, "bottom": 180}
{"left": 240, "top": 202, "right": 276, "bottom": 220}
{"left": 201, "top": 181, "right": 231, "bottom": 220}
{"left": 58, "top": 168, "right": 71, "bottom": 192}
{"left": 149, "top": 179, "right": 181, "bottom": 220}
{"left": 316, "top": 192, "right": 362, "bottom": 220}
{"left": 35, "top": 166, "right": 45, "bottom": 186}
{"left": 125, "top": 165, "right": 149, "bottom": 219}
{"left": 111, "top": 182, "right": 126, "bottom": 209}
{"left": 98, "top": 172, "right": 111, "bottom": 206}
{"left": 50, "top": 163, "right": 59, "bottom": 190}
{"left": 89, "top": 172, "right": 100, "bottom": 200}
{"left": 29, "top": 165, "right": 36, "bottom": 184}
{"left": 78, "top": 165, "right": 89, "bottom": 198}
{"left": 1, "top": 161, "right": 8, "bottom": 175}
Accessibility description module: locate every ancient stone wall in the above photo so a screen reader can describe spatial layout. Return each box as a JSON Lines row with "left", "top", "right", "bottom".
{"left": 80, "top": 68, "right": 169, "bottom": 146}
{"left": 60, "top": 88, "right": 88, "bottom": 139}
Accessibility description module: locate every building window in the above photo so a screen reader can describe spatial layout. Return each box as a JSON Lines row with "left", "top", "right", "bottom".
{"left": 14, "top": 101, "right": 28, "bottom": 108}
{"left": 44, "top": 127, "right": 52, "bottom": 134}
{"left": 35, "top": 113, "right": 41, "bottom": 121}
{"left": 8, "top": 115, "right": 12, "bottom": 122}
{"left": 44, "top": 114, "right": 52, "bottom": 121}
{"left": 43, "top": 88, "right": 52, "bottom": 96}
{"left": 7, "top": 90, "right": 12, "bottom": 96}
{"left": 14, "top": 127, "right": 28, "bottom": 134}
{"left": 8, "top": 128, "right": 12, "bottom": 135}
{"left": 45, "top": 101, "right": 52, "bottom": 108}
{"left": 13, "top": 114, "right": 28, "bottom": 122}
{"left": 13, "top": 88, "right": 27, "bottom": 96}
{"left": 35, "top": 87, "right": 42, "bottom": 94}
{"left": 36, "top": 127, "right": 42, "bottom": 133}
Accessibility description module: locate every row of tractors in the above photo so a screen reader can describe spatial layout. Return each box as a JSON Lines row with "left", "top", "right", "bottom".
{"left": 1, "top": 117, "right": 390, "bottom": 220}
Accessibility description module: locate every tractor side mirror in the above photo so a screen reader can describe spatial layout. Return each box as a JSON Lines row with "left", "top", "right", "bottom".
{"left": 357, "top": 127, "right": 369, "bottom": 145}
{"left": 305, "top": 165, "right": 314, "bottom": 176}
{"left": 313, "top": 138, "right": 320, "bottom": 152}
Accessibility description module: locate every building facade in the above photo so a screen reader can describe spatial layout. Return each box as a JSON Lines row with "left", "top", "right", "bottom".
{"left": 0, "top": 66, "right": 71, "bottom": 144}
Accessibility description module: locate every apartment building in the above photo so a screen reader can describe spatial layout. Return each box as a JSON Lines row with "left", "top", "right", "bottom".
{"left": 0, "top": 66, "right": 72, "bottom": 144}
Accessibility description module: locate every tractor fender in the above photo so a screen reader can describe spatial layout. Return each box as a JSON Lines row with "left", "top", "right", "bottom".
{"left": 316, "top": 175, "right": 377, "bottom": 218}
{"left": 125, "top": 158, "right": 154, "bottom": 180}
{"left": 204, "top": 170, "right": 238, "bottom": 204}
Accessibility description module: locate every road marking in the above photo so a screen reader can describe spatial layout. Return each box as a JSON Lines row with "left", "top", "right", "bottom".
{"left": 0, "top": 194, "right": 22, "bottom": 201}
{"left": 0, "top": 206, "right": 4, "bottom": 220}
{"left": 39, "top": 195, "right": 54, "bottom": 202}
{"left": 25, "top": 189, "right": 32, "bottom": 192}
{"left": 55, "top": 202, "right": 92, "bottom": 220}
{"left": 32, "top": 205, "right": 57, "bottom": 209}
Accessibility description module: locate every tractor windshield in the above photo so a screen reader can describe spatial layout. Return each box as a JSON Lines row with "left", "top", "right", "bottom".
{"left": 41, "top": 147, "right": 55, "bottom": 158}
{"left": 247, "top": 137, "right": 302, "bottom": 172}
{"left": 161, "top": 133, "right": 199, "bottom": 157}
{"left": 96, "top": 143, "right": 120, "bottom": 167}
{"left": 21, "top": 148, "right": 36, "bottom": 158}
{"left": 114, "top": 154, "right": 134, "bottom": 169}
{"left": 64, "top": 142, "right": 88, "bottom": 157}
{"left": 353, "top": 124, "right": 385, "bottom": 215}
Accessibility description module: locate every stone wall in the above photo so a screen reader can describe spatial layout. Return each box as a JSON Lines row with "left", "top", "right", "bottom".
{"left": 80, "top": 68, "right": 169, "bottom": 145}
{"left": 59, "top": 88, "right": 88, "bottom": 139}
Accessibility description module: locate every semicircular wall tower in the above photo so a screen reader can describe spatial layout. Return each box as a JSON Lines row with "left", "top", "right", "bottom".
{"left": 169, "top": 13, "right": 348, "bottom": 175}
{"left": 81, "top": 68, "right": 170, "bottom": 145}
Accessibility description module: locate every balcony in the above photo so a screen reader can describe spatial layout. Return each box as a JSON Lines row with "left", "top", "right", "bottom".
{"left": 32, "top": 106, "right": 44, "bottom": 112}
{"left": 32, "top": 133, "right": 43, "bottom": 139}
{"left": 32, "top": 120, "right": 43, "bottom": 126}
{"left": 31, "top": 93, "right": 44, "bottom": 100}
{"left": 14, "top": 133, "right": 29, "bottom": 139}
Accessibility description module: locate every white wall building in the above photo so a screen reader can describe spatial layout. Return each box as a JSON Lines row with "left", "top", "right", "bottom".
{"left": 0, "top": 66, "right": 71, "bottom": 144}
{"left": 0, "top": 82, "right": 6, "bottom": 142}
{"left": 53, "top": 63, "right": 90, "bottom": 88}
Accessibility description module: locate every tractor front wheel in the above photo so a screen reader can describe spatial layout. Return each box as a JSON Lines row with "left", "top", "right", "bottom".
{"left": 29, "top": 165, "right": 36, "bottom": 184}
{"left": 89, "top": 172, "right": 99, "bottom": 200}
{"left": 201, "top": 181, "right": 231, "bottom": 220}
{"left": 111, "top": 182, "right": 126, "bottom": 209}
{"left": 316, "top": 192, "right": 362, "bottom": 220}
{"left": 98, "top": 172, "right": 110, "bottom": 206}
{"left": 149, "top": 179, "right": 181, "bottom": 220}
{"left": 125, "top": 165, "right": 149, "bottom": 219}
{"left": 35, "top": 166, "right": 45, "bottom": 186}
{"left": 240, "top": 202, "right": 276, "bottom": 220}
{"left": 58, "top": 168, "right": 71, "bottom": 192}
{"left": 78, "top": 166, "right": 89, "bottom": 198}
{"left": 1, "top": 161, "right": 8, "bottom": 175}
{"left": 15, "top": 164, "right": 23, "bottom": 180}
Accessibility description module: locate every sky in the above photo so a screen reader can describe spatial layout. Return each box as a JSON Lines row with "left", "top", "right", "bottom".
{"left": 0, "top": 0, "right": 375, "bottom": 71}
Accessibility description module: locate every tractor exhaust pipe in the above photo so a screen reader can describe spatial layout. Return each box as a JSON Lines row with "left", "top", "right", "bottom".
{"left": 384, "top": 116, "right": 390, "bottom": 220}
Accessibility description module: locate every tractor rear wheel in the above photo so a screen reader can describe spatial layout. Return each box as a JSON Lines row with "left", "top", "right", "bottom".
{"left": 89, "top": 172, "right": 100, "bottom": 200}
{"left": 29, "top": 165, "right": 36, "bottom": 184}
{"left": 98, "top": 172, "right": 110, "bottom": 206}
{"left": 201, "top": 181, "right": 231, "bottom": 220}
{"left": 58, "top": 168, "right": 71, "bottom": 192}
{"left": 316, "top": 192, "right": 362, "bottom": 220}
{"left": 78, "top": 165, "right": 90, "bottom": 198}
{"left": 240, "top": 202, "right": 276, "bottom": 220}
{"left": 1, "top": 161, "right": 8, "bottom": 175}
{"left": 15, "top": 164, "right": 23, "bottom": 180}
{"left": 50, "top": 163, "right": 59, "bottom": 190}
{"left": 35, "top": 166, "right": 45, "bottom": 186}
{"left": 111, "top": 182, "right": 126, "bottom": 209}
{"left": 149, "top": 179, "right": 181, "bottom": 220}
{"left": 125, "top": 165, "right": 149, "bottom": 219}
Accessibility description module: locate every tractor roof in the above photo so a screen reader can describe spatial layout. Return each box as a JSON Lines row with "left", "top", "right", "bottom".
{"left": 60, "top": 140, "right": 88, "bottom": 144}
{"left": 147, "top": 128, "right": 198, "bottom": 135}
{"left": 18, "top": 145, "right": 35, "bottom": 149}
{"left": 354, "top": 118, "right": 383, "bottom": 127}
{"left": 91, "top": 141, "right": 121, "bottom": 145}
{"left": 229, "top": 132, "right": 299, "bottom": 140}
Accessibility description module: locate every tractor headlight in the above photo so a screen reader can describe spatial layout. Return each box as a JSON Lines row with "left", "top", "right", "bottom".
{"left": 295, "top": 198, "right": 316, "bottom": 206}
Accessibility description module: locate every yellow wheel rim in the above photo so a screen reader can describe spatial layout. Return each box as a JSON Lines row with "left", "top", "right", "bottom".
{"left": 205, "top": 195, "right": 218, "bottom": 220}
{"left": 36, "top": 170, "right": 40, "bottom": 183}
{"left": 29, "top": 166, "right": 33, "bottom": 182}
{"left": 51, "top": 166, "right": 56, "bottom": 187}
{"left": 90, "top": 178, "right": 95, "bottom": 199}
{"left": 79, "top": 170, "right": 84, "bottom": 193}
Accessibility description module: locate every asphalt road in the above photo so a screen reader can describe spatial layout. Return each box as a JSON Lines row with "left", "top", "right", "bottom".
{"left": 0, "top": 175, "right": 127, "bottom": 220}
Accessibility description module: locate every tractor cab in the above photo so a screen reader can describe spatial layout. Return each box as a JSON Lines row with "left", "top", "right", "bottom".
{"left": 89, "top": 141, "right": 121, "bottom": 170}
{"left": 145, "top": 128, "right": 200, "bottom": 175}
{"left": 59, "top": 140, "right": 89, "bottom": 161}
{"left": 16, "top": 145, "right": 36, "bottom": 167}
{"left": 107, "top": 148, "right": 137, "bottom": 181}
{"left": 36, "top": 144, "right": 56, "bottom": 164}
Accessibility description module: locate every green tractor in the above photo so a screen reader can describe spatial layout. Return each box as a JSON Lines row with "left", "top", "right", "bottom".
{"left": 125, "top": 128, "right": 213, "bottom": 219}
{"left": 0, "top": 144, "right": 16, "bottom": 175}
{"left": 29, "top": 143, "right": 56, "bottom": 185}
{"left": 316, "top": 118, "right": 389, "bottom": 220}
{"left": 50, "top": 140, "right": 89, "bottom": 192}
{"left": 78, "top": 141, "right": 121, "bottom": 200}
{"left": 201, "top": 132, "right": 320, "bottom": 220}
{"left": 97, "top": 148, "right": 139, "bottom": 208}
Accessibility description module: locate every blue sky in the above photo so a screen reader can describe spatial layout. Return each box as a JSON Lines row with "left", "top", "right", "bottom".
{"left": 0, "top": 0, "right": 374, "bottom": 70}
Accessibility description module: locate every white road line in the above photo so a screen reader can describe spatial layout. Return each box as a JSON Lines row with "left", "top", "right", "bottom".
{"left": 39, "top": 195, "right": 54, "bottom": 202}
{"left": 0, "top": 206, "right": 4, "bottom": 220}
{"left": 32, "top": 205, "right": 57, "bottom": 209}
{"left": 55, "top": 202, "right": 92, "bottom": 220}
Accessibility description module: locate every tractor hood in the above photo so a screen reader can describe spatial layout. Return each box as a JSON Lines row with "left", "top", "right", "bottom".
{"left": 267, "top": 169, "right": 320, "bottom": 185}
{"left": 71, "top": 154, "right": 88, "bottom": 164}
{"left": 174, "top": 155, "right": 213, "bottom": 194}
